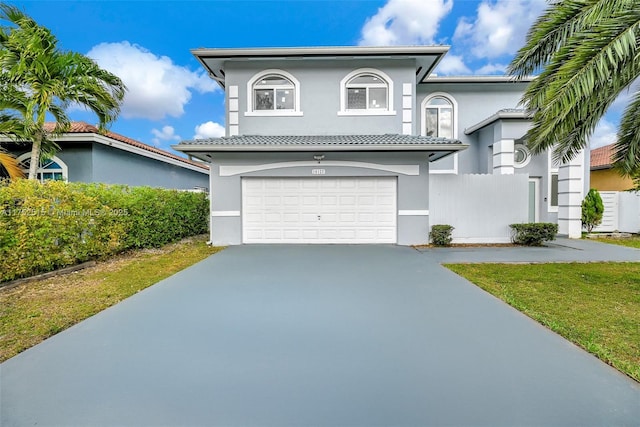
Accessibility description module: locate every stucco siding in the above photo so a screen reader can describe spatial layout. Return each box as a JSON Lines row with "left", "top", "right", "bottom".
{"left": 91, "top": 143, "right": 208, "bottom": 189}
{"left": 591, "top": 169, "right": 634, "bottom": 191}
{"left": 226, "top": 59, "right": 415, "bottom": 136}
{"left": 417, "top": 82, "right": 527, "bottom": 173}
{"left": 208, "top": 151, "right": 432, "bottom": 245}
{"left": 55, "top": 144, "right": 94, "bottom": 182}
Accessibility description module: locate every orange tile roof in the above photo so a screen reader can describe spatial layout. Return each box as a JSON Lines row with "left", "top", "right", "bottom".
{"left": 43, "top": 122, "right": 208, "bottom": 170}
{"left": 591, "top": 143, "right": 615, "bottom": 170}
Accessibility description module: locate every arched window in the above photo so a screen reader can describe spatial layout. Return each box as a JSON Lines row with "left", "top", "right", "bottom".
{"left": 339, "top": 68, "right": 395, "bottom": 115}
{"left": 423, "top": 96, "right": 454, "bottom": 138}
{"left": 422, "top": 93, "right": 459, "bottom": 174}
{"left": 17, "top": 153, "right": 68, "bottom": 182}
{"left": 346, "top": 73, "right": 387, "bottom": 110}
{"left": 247, "top": 70, "right": 301, "bottom": 115}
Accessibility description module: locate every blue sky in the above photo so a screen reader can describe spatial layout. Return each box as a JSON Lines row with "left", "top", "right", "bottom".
{"left": 10, "top": 0, "right": 622, "bottom": 153}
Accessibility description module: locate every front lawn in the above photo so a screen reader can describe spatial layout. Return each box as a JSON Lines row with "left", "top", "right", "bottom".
{"left": 0, "top": 236, "right": 224, "bottom": 362}
{"left": 446, "top": 262, "right": 640, "bottom": 382}
{"left": 596, "top": 235, "right": 640, "bottom": 249}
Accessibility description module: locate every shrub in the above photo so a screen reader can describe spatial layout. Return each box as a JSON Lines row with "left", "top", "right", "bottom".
{"left": 581, "top": 189, "right": 604, "bottom": 233}
{"left": 510, "top": 223, "right": 558, "bottom": 246}
{"left": 0, "top": 180, "right": 209, "bottom": 282}
{"left": 430, "top": 224, "right": 454, "bottom": 246}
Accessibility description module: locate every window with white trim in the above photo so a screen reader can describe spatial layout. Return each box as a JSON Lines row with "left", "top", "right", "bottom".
{"left": 246, "top": 69, "right": 301, "bottom": 115}
{"left": 17, "top": 153, "right": 68, "bottom": 182}
{"left": 514, "top": 143, "right": 532, "bottom": 168}
{"left": 548, "top": 150, "right": 560, "bottom": 212}
{"left": 254, "top": 75, "right": 295, "bottom": 111}
{"left": 346, "top": 73, "right": 388, "bottom": 110}
{"left": 339, "top": 68, "right": 395, "bottom": 115}
{"left": 424, "top": 96, "right": 453, "bottom": 138}
{"left": 422, "top": 93, "right": 459, "bottom": 174}
{"left": 550, "top": 173, "right": 559, "bottom": 208}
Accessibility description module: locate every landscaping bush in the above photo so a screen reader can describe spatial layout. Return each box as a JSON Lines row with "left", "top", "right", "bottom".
{"left": 0, "top": 180, "right": 209, "bottom": 282}
{"left": 509, "top": 223, "right": 558, "bottom": 246}
{"left": 581, "top": 188, "right": 604, "bottom": 232}
{"left": 430, "top": 224, "right": 454, "bottom": 246}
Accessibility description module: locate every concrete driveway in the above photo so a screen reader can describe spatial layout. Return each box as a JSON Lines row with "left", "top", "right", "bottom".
{"left": 1, "top": 244, "right": 639, "bottom": 426}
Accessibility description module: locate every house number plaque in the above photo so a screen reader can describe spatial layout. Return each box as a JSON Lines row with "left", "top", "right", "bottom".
{"left": 311, "top": 169, "right": 326, "bottom": 175}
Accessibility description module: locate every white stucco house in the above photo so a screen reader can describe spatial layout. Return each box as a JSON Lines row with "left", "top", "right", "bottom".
{"left": 174, "top": 45, "right": 588, "bottom": 245}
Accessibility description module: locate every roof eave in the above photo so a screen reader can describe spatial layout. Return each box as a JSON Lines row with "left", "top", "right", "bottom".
{"left": 190, "top": 45, "right": 450, "bottom": 58}
{"left": 424, "top": 75, "right": 537, "bottom": 84}
{"left": 53, "top": 134, "right": 209, "bottom": 173}
{"left": 173, "top": 143, "right": 468, "bottom": 153}
{"left": 192, "top": 45, "right": 450, "bottom": 89}
{"left": 464, "top": 112, "right": 532, "bottom": 135}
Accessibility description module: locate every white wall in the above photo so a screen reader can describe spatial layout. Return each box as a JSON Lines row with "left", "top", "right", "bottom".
{"left": 592, "top": 191, "right": 640, "bottom": 233}
{"left": 429, "top": 174, "right": 529, "bottom": 243}
{"left": 619, "top": 192, "right": 640, "bottom": 233}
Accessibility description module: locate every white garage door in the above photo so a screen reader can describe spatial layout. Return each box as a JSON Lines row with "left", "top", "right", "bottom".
{"left": 242, "top": 177, "right": 397, "bottom": 244}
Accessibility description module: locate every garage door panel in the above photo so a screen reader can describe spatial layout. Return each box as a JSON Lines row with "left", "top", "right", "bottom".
{"left": 283, "top": 229, "right": 301, "bottom": 239}
{"left": 242, "top": 177, "right": 396, "bottom": 244}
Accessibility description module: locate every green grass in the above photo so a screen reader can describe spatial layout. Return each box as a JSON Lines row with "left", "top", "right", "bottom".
{"left": 0, "top": 236, "right": 224, "bottom": 362}
{"left": 446, "top": 262, "right": 640, "bottom": 382}
{"left": 596, "top": 236, "right": 640, "bottom": 249}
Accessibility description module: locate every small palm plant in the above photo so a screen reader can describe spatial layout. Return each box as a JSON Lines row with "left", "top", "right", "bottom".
{"left": 0, "top": 4, "right": 126, "bottom": 180}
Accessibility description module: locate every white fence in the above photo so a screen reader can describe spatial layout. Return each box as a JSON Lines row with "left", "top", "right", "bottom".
{"left": 593, "top": 191, "right": 640, "bottom": 233}
{"left": 430, "top": 174, "right": 529, "bottom": 243}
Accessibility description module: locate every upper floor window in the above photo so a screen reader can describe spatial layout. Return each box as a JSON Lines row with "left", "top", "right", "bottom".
{"left": 246, "top": 69, "right": 302, "bottom": 116}
{"left": 422, "top": 93, "right": 458, "bottom": 174}
{"left": 346, "top": 74, "right": 387, "bottom": 110}
{"left": 424, "top": 95, "right": 453, "bottom": 138}
{"left": 254, "top": 74, "right": 295, "bottom": 111}
{"left": 339, "top": 68, "right": 395, "bottom": 115}
{"left": 17, "top": 153, "right": 68, "bottom": 183}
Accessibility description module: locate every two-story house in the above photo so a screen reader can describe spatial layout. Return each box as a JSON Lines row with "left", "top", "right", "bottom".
{"left": 175, "top": 46, "right": 588, "bottom": 245}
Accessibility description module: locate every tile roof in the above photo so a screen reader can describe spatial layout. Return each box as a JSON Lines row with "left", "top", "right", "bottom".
{"left": 179, "top": 134, "right": 462, "bottom": 147}
{"left": 591, "top": 143, "right": 615, "bottom": 169}
{"left": 43, "top": 122, "right": 208, "bottom": 170}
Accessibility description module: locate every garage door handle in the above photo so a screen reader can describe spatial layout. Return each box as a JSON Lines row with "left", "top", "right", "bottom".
{"left": 317, "top": 215, "right": 321, "bottom": 220}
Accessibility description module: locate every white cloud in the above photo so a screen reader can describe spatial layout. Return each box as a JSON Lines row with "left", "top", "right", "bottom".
{"left": 87, "top": 41, "right": 217, "bottom": 120}
{"left": 454, "top": 0, "right": 547, "bottom": 59}
{"left": 359, "top": 0, "right": 453, "bottom": 46}
{"left": 475, "top": 63, "right": 507, "bottom": 75}
{"left": 610, "top": 78, "right": 640, "bottom": 113}
{"left": 590, "top": 118, "right": 618, "bottom": 149}
{"left": 194, "top": 121, "right": 225, "bottom": 139}
{"left": 434, "top": 54, "right": 471, "bottom": 75}
{"left": 151, "top": 125, "right": 181, "bottom": 146}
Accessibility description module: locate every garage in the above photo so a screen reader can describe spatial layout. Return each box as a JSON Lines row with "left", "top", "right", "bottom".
{"left": 242, "top": 177, "right": 397, "bottom": 244}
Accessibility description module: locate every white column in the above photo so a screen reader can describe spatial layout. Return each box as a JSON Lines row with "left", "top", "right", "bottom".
{"left": 558, "top": 150, "right": 585, "bottom": 238}
{"left": 492, "top": 139, "right": 515, "bottom": 175}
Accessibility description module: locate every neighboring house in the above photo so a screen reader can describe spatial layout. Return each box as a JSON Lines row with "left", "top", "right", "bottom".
{"left": 175, "top": 46, "right": 588, "bottom": 245}
{"left": 3, "top": 122, "right": 209, "bottom": 190}
{"left": 590, "top": 143, "right": 634, "bottom": 191}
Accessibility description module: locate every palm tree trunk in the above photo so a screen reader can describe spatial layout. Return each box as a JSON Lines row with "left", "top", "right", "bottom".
{"left": 28, "top": 132, "right": 42, "bottom": 180}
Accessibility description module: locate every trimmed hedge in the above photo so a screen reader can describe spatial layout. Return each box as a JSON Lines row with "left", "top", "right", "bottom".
{"left": 0, "top": 180, "right": 208, "bottom": 282}
{"left": 430, "top": 224, "right": 454, "bottom": 246}
{"left": 509, "top": 223, "right": 558, "bottom": 246}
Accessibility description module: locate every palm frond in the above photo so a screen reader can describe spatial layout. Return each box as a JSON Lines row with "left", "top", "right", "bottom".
{"left": 614, "top": 89, "right": 640, "bottom": 174}
{"left": 0, "top": 150, "right": 24, "bottom": 180}
{"left": 509, "top": 0, "right": 640, "bottom": 166}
